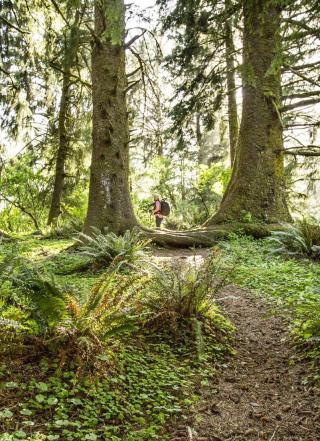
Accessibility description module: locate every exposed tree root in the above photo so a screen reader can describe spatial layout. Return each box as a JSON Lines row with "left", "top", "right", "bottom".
{"left": 142, "top": 223, "right": 284, "bottom": 248}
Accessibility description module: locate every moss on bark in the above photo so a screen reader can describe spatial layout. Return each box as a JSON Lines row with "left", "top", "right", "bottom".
{"left": 84, "top": 0, "right": 137, "bottom": 235}
{"left": 48, "top": 11, "right": 81, "bottom": 225}
{"left": 206, "top": 0, "right": 291, "bottom": 226}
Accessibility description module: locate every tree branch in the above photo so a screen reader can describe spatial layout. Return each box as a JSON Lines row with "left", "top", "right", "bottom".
{"left": 284, "top": 64, "right": 320, "bottom": 88}
{"left": 284, "top": 18, "right": 320, "bottom": 39}
{"left": 127, "top": 67, "right": 141, "bottom": 78}
{"left": 49, "top": 62, "right": 92, "bottom": 89}
{"left": 124, "top": 79, "right": 141, "bottom": 94}
{"left": 125, "top": 30, "right": 147, "bottom": 49}
{"left": 281, "top": 97, "right": 320, "bottom": 112}
{"left": 0, "top": 15, "right": 30, "bottom": 34}
{"left": 0, "top": 192, "right": 40, "bottom": 230}
{"left": 284, "top": 150, "right": 320, "bottom": 157}
{"left": 283, "top": 90, "right": 320, "bottom": 100}
{"left": 282, "top": 60, "right": 320, "bottom": 72}
{"left": 46, "top": 0, "right": 70, "bottom": 27}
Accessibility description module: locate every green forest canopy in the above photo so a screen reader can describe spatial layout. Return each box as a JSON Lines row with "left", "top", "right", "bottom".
{"left": 0, "top": 0, "right": 320, "bottom": 236}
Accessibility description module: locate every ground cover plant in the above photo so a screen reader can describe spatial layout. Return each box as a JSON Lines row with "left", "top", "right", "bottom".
{"left": 218, "top": 234, "right": 320, "bottom": 376}
{"left": 0, "top": 238, "right": 234, "bottom": 440}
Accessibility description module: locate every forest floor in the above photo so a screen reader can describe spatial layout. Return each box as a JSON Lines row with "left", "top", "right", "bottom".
{"left": 1, "top": 237, "right": 320, "bottom": 440}
{"left": 153, "top": 248, "right": 320, "bottom": 441}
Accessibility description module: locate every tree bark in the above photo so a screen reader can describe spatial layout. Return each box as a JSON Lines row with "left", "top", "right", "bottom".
{"left": 196, "top": 112, "right": 206, "bottom": 165}
{"left": 84, "top": 0, "right": 137, "bottom": 235}
{"left": 225, "top": 0, "right": 239, "bottom": 167}
{"left": 47, "top": 11, "right": 81, "bottom": 225}
{"left": 206, "top": 0, "right": 291, "bottom": 225}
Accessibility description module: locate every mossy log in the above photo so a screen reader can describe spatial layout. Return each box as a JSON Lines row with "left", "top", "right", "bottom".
{"left": 142, "top": 223, "right": 284, "bottom": 248}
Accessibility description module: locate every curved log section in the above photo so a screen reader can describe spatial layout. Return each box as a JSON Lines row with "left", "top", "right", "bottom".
{"left": 142, "top": 223, "right": 284, "bottom": 248}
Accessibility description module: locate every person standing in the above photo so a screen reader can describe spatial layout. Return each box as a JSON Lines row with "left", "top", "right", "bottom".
{"left": 153, "top": 195, "right": 164, "bottom": 228}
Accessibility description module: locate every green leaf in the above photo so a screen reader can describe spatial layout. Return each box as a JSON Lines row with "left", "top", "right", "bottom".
{"left": 5, "top": 382, "right": 18, "bottom": 389}
{"left": 96, "top": 354, "right": 109, "bottom": 361}
{"left": 36, "top": 382, "right": 49, "bottom": 392}
{"left": 20, "top": 408, "right": 33, "bottom": 416}
{"left": 35, "top": 394, "right": 46, "bottom": 403}
{"left": 55, "top": 419, "right": 70, "bottom": 427}
{"left": 70, "top": 398, "right": 82, "bottom": 405}
{"left": 13, "top": 431, "right": 27, "bottom": 438}
{"left": 47, "top": 396, "right": 58, "bottom": 405}
{"left": 84, "top": 434, "right": 97, "bottom": 441}
{"left": 0, "top": 409, "right": 13, "bottom": 419}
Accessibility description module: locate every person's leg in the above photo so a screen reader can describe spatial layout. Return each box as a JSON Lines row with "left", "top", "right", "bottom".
{"left": 156, "top": 216, "right": 163, "bottom": 228}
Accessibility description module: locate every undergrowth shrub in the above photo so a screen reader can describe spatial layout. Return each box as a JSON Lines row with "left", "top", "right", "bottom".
{"left": 140, "top": 257, "right": 234, "bottom": 359}
{"left": 0, "top": 250, "right": 74, "bottom": 356}
{"left": 42, "top": 217, "right": 83, "bottom": 239}
{"left": 62, "top": 271, "right": 147, "bottom": 364}
{"left": 292, "top": 293, "right": 320, "bottom": 370}
{"left": 0, "top": 251, "right": 71, "bottom": 345}
{"left": 268, "top": 219, "right": 320, "bottom": 259}
{"left": 0, "top": 342, "right": 197, "bottom": 441}
{"left": 0, "top": 251, "right": 145, "bottom": 366}
{"left": 0, "top": 239, "right": 236, "bottom": 440}
{"left": 1, "top": 237, "right": 234, "bottom": 371}
{"left": 74, "top": 227, "right": 150, "bottom": 271}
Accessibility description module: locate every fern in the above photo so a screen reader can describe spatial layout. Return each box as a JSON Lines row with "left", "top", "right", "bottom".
{"left": 75, "top": 227, "right": 150, "bottom": 270}
{"left": 138, "top": 256, "right": 231, "bottom": 357}
{"left": 269, "top": 219, "right": 320, "bottom": 259}
{"left": 9, "top": 266, "right": 72, "bottom": 335}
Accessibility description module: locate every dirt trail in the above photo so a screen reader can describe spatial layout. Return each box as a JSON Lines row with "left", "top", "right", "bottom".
{"left": 153, "top": 249, "right": 320, "bottom": 441}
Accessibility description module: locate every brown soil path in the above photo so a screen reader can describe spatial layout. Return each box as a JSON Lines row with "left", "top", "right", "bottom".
{"left": 153, "top": 249, "right": 320, "bottom": 441}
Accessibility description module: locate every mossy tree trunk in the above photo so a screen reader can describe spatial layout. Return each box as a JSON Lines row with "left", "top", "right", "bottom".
{"left": 206, "top": 0, "right": 291, "bottom": 225}
{"left": 84, "top": 0, "right": 137, "bottom": 235}
{"left": 225, "top": 0, "right": 239, "bottom": 167}
{"left": 47, "top": 10, "right": 81, "bottom": 225}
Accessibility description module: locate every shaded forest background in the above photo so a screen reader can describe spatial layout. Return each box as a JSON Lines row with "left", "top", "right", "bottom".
{"left": 0, "top": 0, "right": 320, "bottom": 236}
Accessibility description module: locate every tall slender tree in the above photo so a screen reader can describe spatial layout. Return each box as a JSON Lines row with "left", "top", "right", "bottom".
{"left": 84, "top": 0, "right": 137, "bottom": 234}
{"left": 47, "top": 6, "right": 83, "bottom": 225}
{"left": 224, "top": 0, "right": 239, "bottom": 166}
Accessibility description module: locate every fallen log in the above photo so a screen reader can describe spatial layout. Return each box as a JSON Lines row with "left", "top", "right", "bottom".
{"left": 142, "top": 223, "right": 284, "bottom": 248}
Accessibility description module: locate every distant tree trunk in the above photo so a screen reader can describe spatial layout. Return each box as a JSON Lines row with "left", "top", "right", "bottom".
{"left": 196, "top": 112, "right": 206, "bottom": 165}
{"left": 84, "top": 0, "right": 137, "bottom": 235}
{"left": 156, "top": 93, "right": 164, "bottom": 156}
{"left": 225, "top": 0, "right": 239, "bottom": 166}
{"left": 47, "top": 11, "right": 81, "bottom": 225}
{"left": 47, "top": 72, "right": 71, "bottom": 225}
{"left": 206, "top": 0, "right": 291, "bottom": 225}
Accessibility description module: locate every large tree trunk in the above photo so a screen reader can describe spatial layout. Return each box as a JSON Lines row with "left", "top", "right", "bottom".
{"left": 47, "top": 11, "right": 81, "bottom": 225}
{"left": 206, "top": 0, "right": 291, "bottom": 225}
{"left": 84, "top": 0, "right": 137, "bottom": 235}
{"left": 225, "top": 0, "right": 239, "bottom": 167}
